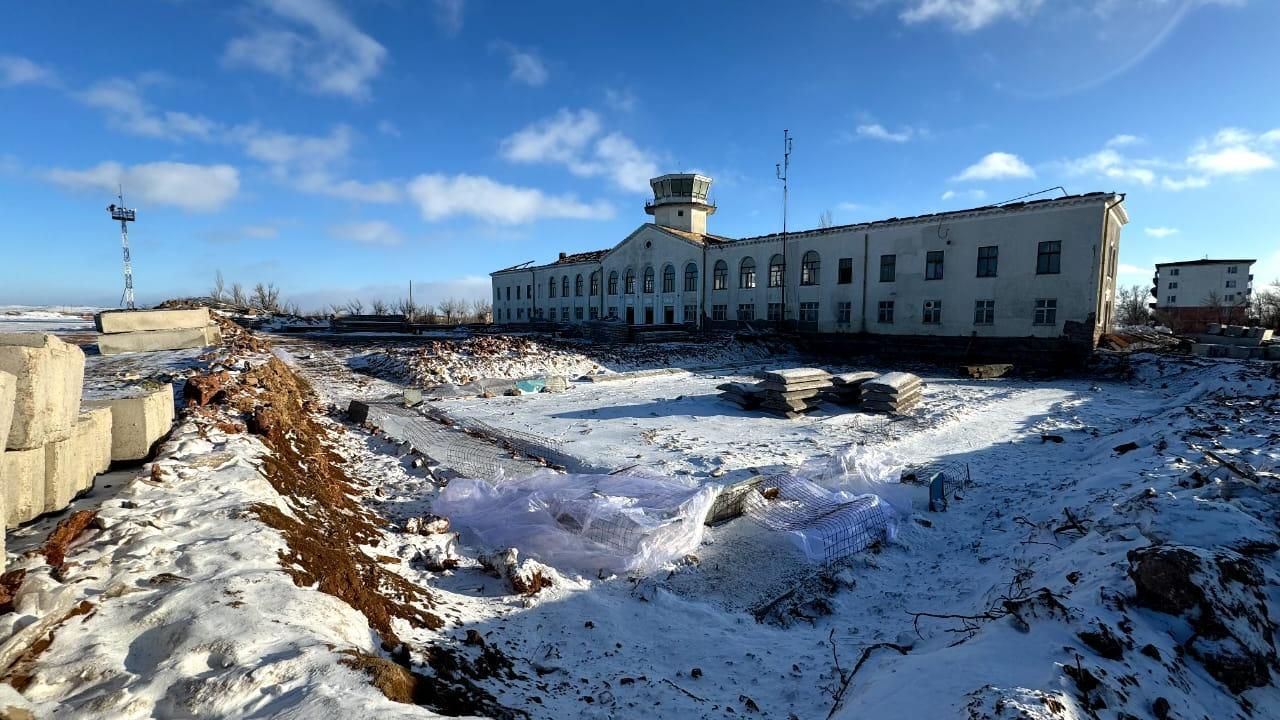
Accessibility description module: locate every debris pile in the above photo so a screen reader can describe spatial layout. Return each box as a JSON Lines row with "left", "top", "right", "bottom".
{"left": 758, "top": 368, "right": 832, "bottom": 419}
{"left": 827, "top": 371, "right": 879, "bottom": 405}
{"left": 861, "top": 372, "right": 923, "bottom": 414}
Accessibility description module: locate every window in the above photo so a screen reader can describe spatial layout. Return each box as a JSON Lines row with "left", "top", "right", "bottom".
{"left": 526, "top": 284, "right": 532, "bottom": 299}
{"left": 683, "top": 304, "right": 697, "bottom": 323}
{"left": 517, "top": 308, "right": 523, "bottom": 319}
{"left": 1225, "top": 294, "right": 1235, "bottom": 302}
{"left": 768, "top": 255, "right": 784, "bottom": 287}
{"left": 838, "top": 258, "right": 853, "bottom": 284}
{"left": 880, "top": 254, "right": 896, "bottom": 282}
{"left": 575, "top": 307, "right": 584, "bottom": 320}
{"left": 1168, "top": 282, "right": 1178, "bottom": 289}
{"left": 643, "top": 267, "right": 655, "bottom": 293}
{"left": 549, "top": 308, "right": 556, "bottom": 321}
{"left": 922, "top": 300, "right": 942, "bottom": 324}
{"left": 712, "top": 304, "right": 727, "bottom": 321}
{"left": 713, "top": 260, "right": 728, "bottom": 290}
{"left": 1033, "top": 298, "right": 1057, "bottom": 325}
{"left": 799, "top": 302, "right": 819, "bottom": 323}
{"left": 590, "top": 272, "right": 600, "bottom": 295}
{"left": 977, "top": 246, "right": 998, "bottom": 277}
{"left": 737, "top": 303, "right": 756, "bottom": 321}
{"left": 767, "top": 302, "right": 783, "bottom": 322}
{"left": 549, "top": 277, "right": 557, "bottom": 298}
{"left": 562, "top": 276, "right": 569, "bottom": 296}
{"left": 608, "top": 271, "right": 618, "bottom": 295}
{"left": 684, "top": 263, "right": 698, "bottom": 291}
{"left": 575, "top": 274, "right": 584, "bottom": 296}
{"left": 562, "top": 306, "right": 569, "bottom": 320}
{"left": 800, "top": 251, "right": 820, "bottom": 285}
{"left": 506, "top": 309, "right": 510, "bottom": 320}
{"left": 1169, "top": 268, "right": 1180, "bottom": 276}
{"left": 663, "top": 265, "right": 675, "bottom": 292}
{"left": 506, "top": 287, "right": 511, "bottom": 301}
{"left": 589, "top": 307, "right": 599, "bottom": 320}
{"left": 516, "top": 285, "right": 521, "bottom": 300}
{"left": 739, "top": 258, "right": 757, "bottom": 289}
{"left": 1225, "top": 279, "right": 1237, "bottom": 288}
{"left": 1167, "top": 295, "right": 1176, "bottom": 304}
{"left": 1036, "top": 241, "right": 1061, "bottom": 275}
{"left": 1227, "top": 265, "right": 1238, "bottom": 274}
{"left": 836, "top": 301, "right": 852, "bottom": 323}
{"left": 974, "top": 300, "right": 994, "bottom": 325}
{"left": 877, "top": 300, "right": 894, "bottom": 323}
{"left": 625, "top": 269, "right": 636, "bottom": 294}
{"left": 925, "top": 250, "right": 944, "bottom": 280}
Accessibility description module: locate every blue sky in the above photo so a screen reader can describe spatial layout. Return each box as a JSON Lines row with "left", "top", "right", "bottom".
{"left": 1, "top": 0, "right": 1277, "bottom": 311}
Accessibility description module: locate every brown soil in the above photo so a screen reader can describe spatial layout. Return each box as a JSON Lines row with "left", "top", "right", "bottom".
{"left": 41, "top": 511, "right": 97, "bottom": 570}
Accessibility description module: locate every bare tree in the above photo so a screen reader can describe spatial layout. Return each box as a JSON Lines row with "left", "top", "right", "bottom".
{"left": 211, "top": 270, "right": 226, "bottom": 301}
{"left": 251, "top": 282, "right": 281, "bottom": 312}
{"left": 371, "top": 299, "right": 390, "bottom": 315}
{"left": 343, "top": 298, "right": 364, "bottom": 315}
{"left": 395, "top": 298, "right": 418, "bottom": 322}
{"left": 818, "top": 210, "right": 834, "bottom": 229}
{"left": 438, "top": 297, "right": 465, "bottom": 322}
{"left": 1115, "top": 284, "right": 1150, "bottom": 327}
{"left": 422, "top": 306, "right": 439, "bottom": 324}
{"left": 471, "top": 298, "right": 492, "bottom": 323}
{"left": 1249, "top": 279, "right": 1280, "bottom": 329}
{"left": 230, "top": 283, "right": 247, "bottom": 307}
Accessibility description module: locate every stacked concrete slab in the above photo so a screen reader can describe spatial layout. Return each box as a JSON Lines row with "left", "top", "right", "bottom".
{"left": 717, "top": 381, "right": 764, "bottom": 410}
{"left": 95, "top": 308, "right": 223, "bottom": 356}
{"left": 862, "top": 372, "right": 924, "bottom": 414}
{"left": 758, "top": 368, "right": 832, "bottom": 419}
{"left": 1191, "top": 324, "right": 1276, "bottom": 360}
{"left": 827, "top": 371, "right": 879, "bottom": 405}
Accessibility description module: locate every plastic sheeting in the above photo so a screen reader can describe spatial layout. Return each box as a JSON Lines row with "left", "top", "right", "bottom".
{"left": 434, "top": 469, "right": 719, "bottom": 575}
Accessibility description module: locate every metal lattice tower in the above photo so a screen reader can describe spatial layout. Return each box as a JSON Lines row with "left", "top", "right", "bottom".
{"left": 107, "top": 187, "right": 137, "bottom": 309}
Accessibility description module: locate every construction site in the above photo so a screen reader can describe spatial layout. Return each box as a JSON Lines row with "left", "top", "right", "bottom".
{"left": 0, "top": 300, "right": 1275, "bottom": 720}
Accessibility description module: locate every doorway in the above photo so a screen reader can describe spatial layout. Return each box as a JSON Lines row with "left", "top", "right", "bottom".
{"left": 625, "top": 306, "right": 635, "bottom": 324}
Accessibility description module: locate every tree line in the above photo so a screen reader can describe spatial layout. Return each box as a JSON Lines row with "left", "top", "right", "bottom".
{"left": 209, "top": 270, "right": 492, "bottom": 323}
{"left": 1113, "top": 279, "right": 1280, "bottom": 329}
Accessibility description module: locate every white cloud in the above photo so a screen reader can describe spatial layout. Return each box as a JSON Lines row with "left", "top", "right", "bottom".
{"left": 1186, "top": 145, "right": 1275, "bottom": 175}
{"left": 941, "top": 189, "right": 987, "bottom": 201}
{"left": 432, "top": 0, "right": 465, "bottom": 34}
{"left": 0, "top": 55, "right": 56, "bottom": 87}
{"left": 233, "top": 123, "right": 403, "bottom": 203}
{"left": 899, "top": 0, "right": 1045, "bottom": 32}
{"left": 500, "top": 109, "right": 660, "bottom": 193}
{"left": 223, "top": 0, "right": 387, "bottom": 100}
{"left": 330, "top": 220, "right": 403, "bottom": 246}
{"left": 1161, "top": 175, "right": 1209, "bottom": 191}
{"left": 76, "top": 78, "right": 219, "bottom": 141}
{"left": 505, "top": 47, "right": 549, "bottom": 87}
{"left": 604, "top": 88, "right": 637, "bottom": 113}
{"left": 406, "top": 174, "right": 614, "bottom": 224}
{"left": 377, "top": 120, "right": 401, "bottom": 138}
{"left": 1105, "top": 134, "right": 1142, "bottom": 148}
{"left": 44, "top": 161, "right": 240, "bottom": 212}
{"left": 1060, "top": 148, "right": 1155, "bottom": 185}
{"left": 855, "top": 123, "right": 913, "bottom": 143}
{"left": 241, "top": 224, "right": 280, "bottom": 239}
{"left": 1143, "top": 226, "right": 1178, "bottom": 238}
{"left": 953, "top": 151, "right": 1034, "bottom": 181}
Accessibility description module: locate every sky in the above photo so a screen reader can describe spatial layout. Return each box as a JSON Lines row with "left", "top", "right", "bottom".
{"left": 1, "top": 0, "right": 1278, "bottom": 311}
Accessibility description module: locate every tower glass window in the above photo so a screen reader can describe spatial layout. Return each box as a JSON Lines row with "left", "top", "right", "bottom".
{"left": 740, "top": 258, "right": 756, "bottom": 289}
{"left": 801, "top": 251, "right": 820, "bottom": 285}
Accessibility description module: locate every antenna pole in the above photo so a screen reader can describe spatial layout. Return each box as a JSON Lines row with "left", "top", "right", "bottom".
{"left": 108, "top": 185, "right": 137, "bottom": 309}
{"left": 775, "top": 130, "right": 793, "bottom": 322}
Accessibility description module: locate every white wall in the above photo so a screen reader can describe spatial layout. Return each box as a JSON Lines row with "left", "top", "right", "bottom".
{"left": 1153, "top": 262, "right": 1254, "bottom": 308}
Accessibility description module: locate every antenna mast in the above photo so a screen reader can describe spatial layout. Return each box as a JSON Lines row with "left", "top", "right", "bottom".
{"left": 775, "top": 130, "right": 793, "bottom": 322}
{"left": 107, "top": 186, "right": 137, "bottom": 309}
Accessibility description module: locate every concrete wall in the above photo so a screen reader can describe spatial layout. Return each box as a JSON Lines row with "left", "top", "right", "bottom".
{"left": 600, "top": 226, "right": 705, "bottom": 325}
{"left": 95, "top": 307, "right": 211, "bottom": 333}
{"left": 97, "top": 325, "right": 222, "bottom": 356}
{"left": 0, "top": 333, "right": 84, "bottom": 450}
{"left": 3, "top": 447, "right": 44, "bottom": 526}
{"left": 86, "top": 384, "right": 175, "bottom": 462}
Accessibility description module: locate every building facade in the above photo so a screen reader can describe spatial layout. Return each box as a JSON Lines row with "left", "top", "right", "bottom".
{"left": 1151, "top": 259, "right": 1255, "bottom": 332}
{"left": 491, "top": 174, "right": 1128, "bottom": 350}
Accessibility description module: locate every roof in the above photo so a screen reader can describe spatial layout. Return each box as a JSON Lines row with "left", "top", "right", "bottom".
{"left": 491, "top": 248, "right": 611, "bottom": 275}
{"left": 735, "top": 191, "right": 1123, "bottom": 244}
{"left": 650, "top": 224, "right": 734, "bottom": 246}
{"left": 1155, "top": 258, "right": 1256, "bottom": 267}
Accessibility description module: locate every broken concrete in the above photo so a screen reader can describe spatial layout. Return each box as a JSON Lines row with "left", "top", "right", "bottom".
{"left": 94, "top": 307, "right": 211, "bottom": 334}
{"left": 97, "top": 325, "right": 222, "bottom": 356}
{"left": 3, "top": 446, "right": 45, "bottom": 526}
{"left": 0, "top": 333, "right": 85, "bottom": 450}
{"left": 85, "top": 384, "right": 175, "bottom": 462}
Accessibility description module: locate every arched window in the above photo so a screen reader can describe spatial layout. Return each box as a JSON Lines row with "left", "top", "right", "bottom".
{"left": 713, "top": 260, "right": 728, "bottom": 290}
{"left": 739, "top": 257, "right": 756, "bottom": 289}
{"left": 590, "top": 270, "right": 601, "bottom": 295}
{"left": 801, "top": 251, "right": 820, "bottom": 285}
{"left": 662, "top": 264, "right": 675, "bottom": 293}
{"left": 575, "top": 274, "right": 584, "bottom": 296}
{"left": 561, "top": 276, "right": 570, "bottom": 296}
{"left": 684, "top": 263, "right": 698, "bottom": 291}
{"left": 643, "top": 266, "right": 655, "bottom": 294}
{"left": 549, "top": 276, "right": 557, "bottom": 298}
{"left": 625, "top": 268, "right": 636, "bottom": 294}
{"left": 608, "top": 270, "right": 618, "bottom": 295}
{"left": 768, "top": 254, "right": 785, "bottom": 288}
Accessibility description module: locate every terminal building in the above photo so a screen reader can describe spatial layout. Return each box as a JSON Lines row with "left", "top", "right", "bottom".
{"left": 491, "top": 174, "right": 1128, "bottom": 354}
{"left": 1150, "top": 258, "right": 1255, "bottom": 332}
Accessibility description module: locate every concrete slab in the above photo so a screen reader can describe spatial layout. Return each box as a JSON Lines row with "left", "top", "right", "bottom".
{"left": 43, "top": 432, "right": 80, "bottom": 513}
{"left": 80, "top": 406, "right": 113, "bottom": 478}
{"left": 0, "top": 371, "right": 14, "bottom": 454}
{"left": 95, "top": 307, "right": 210, "bottom": 334}
{"left": 3, "top": 446, "right": 45, "bottom": 526}
{"left": 85, "top": 384, "right": 175, "bottom": 462}
{"left": 97, "top": 325, "right": 222, "bottom": 356}
{"left": 0, "top": 333, "right": 85, "bottom": 450}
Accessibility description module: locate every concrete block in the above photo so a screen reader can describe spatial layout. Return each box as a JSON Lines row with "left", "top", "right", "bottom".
{"left": 85, "top": 384, "right": 175, "bottom": 462}
{"left": 1224, "top": 325, "right": 1245, "bottom": 338}
{"left": 80, "top": 406, "right": 113, "bottom": 477}
{"left": 0, "top": 371, "right": 14, "bottom": 455}
{"left": 97, "top": 325, "right": 222, "bottom": 356}
{"left": 95, "top": 307, "right": 210, "bottom": 334}
{"left": 3, "top": 447, "right": 45, "bottom": 526}
{"left": 0, "top": 333, "right": 85, "bottom": 450}
{"left": 43, "top": 433, "right": 80, "bottom": 513}
{"left": 1266, "top": 345, "right": 1280, "bottom": 361}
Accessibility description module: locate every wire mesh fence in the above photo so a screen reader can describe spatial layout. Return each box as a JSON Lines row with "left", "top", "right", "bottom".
{"left": 741, "top": 473, "right": 898, "bottom": 565}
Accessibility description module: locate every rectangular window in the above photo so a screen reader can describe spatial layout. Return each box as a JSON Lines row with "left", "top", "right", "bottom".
{"left": 922, "top": 300, "right": 942, "bottom": 324}
{"left": 549, "top": 308, "right": 556, "bottom": 321}
{"left": 517, "top": 307, "right": 523, "bottom": 319}
{"left": 1036, "top": 241, "right": 1061, "bottom": 275}
{"left": 506, "top": 308, "right": 511, "bottom": 320}
{"left": 589, "top": 307, "right": 599, "bottom": 320}
{"left": 550, "top": 280, "right": 556, "bottom": 298}
{"left": 737, "top": 303, "right": 756, "bottom": 321}
{"left": 625, "top": 273, "right": 635, "bottom": 294}
{"left": 836, "top": 301, "right": 852, "bottom": 323}
{"left": 767, "top": 302, "right": 783, "bottom": 322}
{"left": 1225, "top": 279, "right": 1237, "bottom": 288}
{"left": 516, "top": 285, "right": 521, "bottom": 300}
{"left": 1227, "top": 265, "right": 1238, "bottom": 274}
{"left": 684, "top": 267, "right": 697, "bottom": 292}
{"left": 608, "top": 274, "right": 618, "bottom": 295}
{"left": 1168, "top": 282, "right": 1178, "bottom": 289}
{"left": 880, "top": 254, "right": 896, "bottom": 282}
{"left": 877, "top": 300, "right": 894, "bottom": 324}
{"left": 713, "top": 265, "right": 727, "bottom": 290}
{"left": 1033, "top": 298, "right": 1057, "bottom": 325}
{"left": 798, "top": 302, "right": 819, "bottom": 323}
{"left": 712, "top": 304, "right": 727, "bottom": 321}
{"left": 1225, "top": 294, "right": 1235, "bottom": 302}
{"left": 562, "top": 306, "right": 569, "bottom": 321}
{"left": 974, "top": 300, "right": 994, "bottom": 325}
{"left": 976, "top": 246, "right": 998, "bottom": 277}
{"left": 1167, "top": 295, "right": 1176, "bottom": 304}
{"left": 527, "top": 284, "right": 532, "bottom": 300}
{"left": 925, "top": 250, "right": 944, "bottom": 280}
{"left": 683, "top": 304, "right": 697, "bottom": 323}
{"left": 662, "top": 272, "right": 675, "bottom": 293}
{"left": 506, "top": 287, "right": 511, "bottom": 301}
{"left": 740, "top": 263, "right": 756, "bottom": 289}
{"left": 838, "top": 258, "right": 853, "bottom": 284}
{"left": 575, "top": 307, "right": 584, "bottom": 320}
{"left": 643, "top": 272, "right": 654, "bottom": 294}
{"left": 1169, "top": 268, "right": 1180, "bottom": 276}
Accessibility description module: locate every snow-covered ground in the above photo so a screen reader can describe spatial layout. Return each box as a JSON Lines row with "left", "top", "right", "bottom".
{"left": 3, "top": 321, "right": 1276, "bottom": 719}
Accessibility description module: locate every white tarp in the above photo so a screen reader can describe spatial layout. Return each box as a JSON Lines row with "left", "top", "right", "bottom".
{"left": 434, "top": 469, "right": 719, "bottom": 575}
